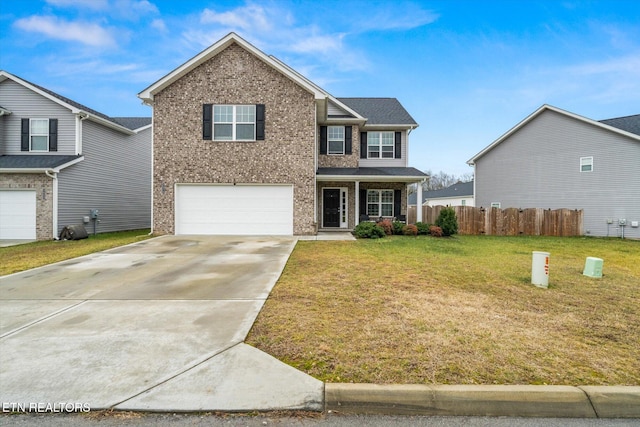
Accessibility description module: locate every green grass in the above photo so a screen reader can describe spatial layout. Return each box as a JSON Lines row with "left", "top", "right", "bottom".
{"left": 246, "top": 235, "right": 640, "bottom": 385}
{"left": 0, "top": 229, "right": 152, "bottom": 276}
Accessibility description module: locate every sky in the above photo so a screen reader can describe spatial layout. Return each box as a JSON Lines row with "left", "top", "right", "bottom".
{"left": 1, "top": 0, "right": 639, "bottom": 177}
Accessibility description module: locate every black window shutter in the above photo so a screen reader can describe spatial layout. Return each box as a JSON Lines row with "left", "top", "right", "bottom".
{"left": 360, "top": 132, "right": 367, "bottom": 159}
{"left": 320, "top": 126, "right": 327, "bottom": 154}
{"left": 21, "top": 118, "right": 29, "bottom": 151}
{"left": 49, "top": 119, "right": 58, "bottom": 151}
{"left": 345, "top": 126, "right": 352, "bottom": 154}
{"left": 256, "top": 104, "right": 265, "bottom": 140}
{"left": 360, "top": 189, "right": 367, "bottom": 215}
{"left": 203, "top": 104, "right": 212, "bottom": 140}
{"left": 394, "top": 189, "right": 402, "bottom": 217}
{"left": 395, "top": 132, "right": 401, "bottom": 159}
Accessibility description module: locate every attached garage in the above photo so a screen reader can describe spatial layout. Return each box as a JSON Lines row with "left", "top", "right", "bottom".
{"left": 0, "top": 190, "right": 37, "bottom": 240}
{"left": 175, "top": 184, "right": 294, "bottom": 235}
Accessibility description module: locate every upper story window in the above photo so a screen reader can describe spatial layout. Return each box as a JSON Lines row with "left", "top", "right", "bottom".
{"left": 580, "top": 156, "right": 593, "bottom": 172}
{"left": 30, "top": 119, "right": 49, "bottom": 151}
{"left": 367, "top": 131, "right": 395, "bottom": 158}
{"left": 327, "top": 126, "right": 345, "bottom": 155}
{"left": 319, "top": 125, "right": 352, "bottom": 155}
{"left": 203, "top": 104, "right": 265, "bottom": 141}
{"left": 21, "top": 118, "right": 58, "bottom": 152}
{"left": 214, "top": 105, "right": 255, "bottom": 141}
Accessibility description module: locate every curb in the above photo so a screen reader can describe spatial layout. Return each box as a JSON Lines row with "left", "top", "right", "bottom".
{"left": 325, "top": 384, "right": 640, "bottom": 418}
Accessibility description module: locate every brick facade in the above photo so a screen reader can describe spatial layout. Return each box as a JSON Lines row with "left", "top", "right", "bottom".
{"left": 152, "top": 43, "right": 317, "bottom": 235}
{"left": 1, "top": 173, "right": 54, "bottom": 240}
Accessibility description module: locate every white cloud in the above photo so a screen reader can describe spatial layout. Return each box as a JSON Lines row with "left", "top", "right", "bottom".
{"left": 151, "top": 18, "right": 166, "bottom": 32}
{"left": 289, "top": 34, "right": 345, "bottom": 55}
{"left": 14, "top": 15, "right": 117, "bottom": 48}
{"left": 200, "top": 4, "right": 271, "bottom": 32}
{"left": 45, "top": 0, "right": 109, "bottom": 10}
{"left": 354, "top": 3, "right": 439, "bottom": 32}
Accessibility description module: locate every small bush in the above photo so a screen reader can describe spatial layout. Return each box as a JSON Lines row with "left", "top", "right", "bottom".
{"left": 402, "top": 224, "right": 418, "bottom": 236}
{"left": 435, "top": 207, "right": 459, "bottom": 236}
{"left": 415, "top": 222, "right": 431, "bottom": 235}
{"left": 429, "top": 225, "right": 443, "bottom": 237}
{"left": 392, "top": 221, "right": 405, "bottom": 235}
{"left": 376, "top": 219, "right": 394, "bottom": 236}
{"left": 353, "top": 222, "right": 385, "bottom": 239}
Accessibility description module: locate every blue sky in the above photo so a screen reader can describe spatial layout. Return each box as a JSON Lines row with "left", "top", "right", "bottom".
{"left": 1, "top": 0, "right": 638, "bottom": 176}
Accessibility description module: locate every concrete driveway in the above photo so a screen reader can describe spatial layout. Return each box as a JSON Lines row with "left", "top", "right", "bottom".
{"left": 0, "top": 235, "right": 323, "bottom": 412}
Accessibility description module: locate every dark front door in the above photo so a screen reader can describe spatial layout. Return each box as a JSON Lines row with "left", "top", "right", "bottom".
{"left": 323, "top": 189, "right": 340, "bottom": 227}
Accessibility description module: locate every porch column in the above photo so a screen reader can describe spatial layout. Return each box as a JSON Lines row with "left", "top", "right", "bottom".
{"left": 416, "top": 182, "right": 423, "bottom": 223}
{"left": 355, "top": 181, "right": 360, "bottom": 225}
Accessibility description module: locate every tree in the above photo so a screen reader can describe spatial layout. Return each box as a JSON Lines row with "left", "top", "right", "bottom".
{"left": 421, "top": 170, "right": 474, "bottom": 192}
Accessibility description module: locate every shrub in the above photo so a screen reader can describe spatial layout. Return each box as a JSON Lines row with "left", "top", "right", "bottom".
{"left": 435, "top": 207, "right": 458, "bottom": 236}
{"left": 376, "top": 219, "right": 394, "bottom": 236}
{"left": 402, "top": 224, "right": 418, "bottom": 236}
{"left": 353, "top": 222, "right": 385, "bottom": 239}
{"left": 415, "top": 221, "right": 431, "bottom": 235}
{"left": 429, "top": 225, "right": 443, "bottom": 237}
{"left": 392, "top": 221, "right": 405, "bottom": 235}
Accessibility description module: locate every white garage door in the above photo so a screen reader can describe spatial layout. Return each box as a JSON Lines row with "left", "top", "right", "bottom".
{"left": 0, "top": 190, "right": 37, "bottom": 240}
{"left": 175, "top": 184, "right": 294, "bottom": 235}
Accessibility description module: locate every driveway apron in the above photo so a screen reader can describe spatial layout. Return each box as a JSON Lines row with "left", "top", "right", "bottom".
{"left": 0, "top": 235, "right": 323, "bottom": 412}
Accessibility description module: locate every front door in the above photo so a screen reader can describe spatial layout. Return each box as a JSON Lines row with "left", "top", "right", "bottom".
{"left": 323, "top": 188, "right": 340, "bottom": 227}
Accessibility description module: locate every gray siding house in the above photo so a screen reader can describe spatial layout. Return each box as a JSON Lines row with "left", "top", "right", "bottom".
{"left": 138, "top": 33, "right": 426, "bottom": 236}
{"left": 467, "top": 105, "right": 640, "bottom": 238}
{"left": 0, "top": 71, "right": 152, "bottom": 240}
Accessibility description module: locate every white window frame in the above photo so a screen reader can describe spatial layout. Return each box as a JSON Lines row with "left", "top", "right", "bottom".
{"left": 490, "top": 202, "right": 501, "bottom": 209}
{"left": 367, "top": 189, "right": 394, "bottom": 218}
{"left": 30, "top": 118, "right": 49, "bottom": 152}
{"left": 327, "top": 126, "right": 345, "bottom": 155}
{"left": 213, "top": 105, "right": 256, "bottom": 141}
{"left": 367, "top": 131, "right": 395, "bottom": 159}
{"left": 580, "top": 156, "right": 593, "bottom": 173}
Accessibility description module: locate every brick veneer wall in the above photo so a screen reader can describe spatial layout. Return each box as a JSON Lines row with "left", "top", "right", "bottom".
{"left": 1, "top": 173, "right": 54, "bottom": 240}
{"left": 152, "top": 43, "right": 317, "bottom": 234}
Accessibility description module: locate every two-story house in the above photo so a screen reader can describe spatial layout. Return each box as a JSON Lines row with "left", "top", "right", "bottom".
{"left": 467, "top": 105, "right": 640, "bottom": 238}
{"left": 138, "top": 32, "right": 426, "bottom": 236}
{"left": 0, "top": 71, "right": 152, "bottom": 241}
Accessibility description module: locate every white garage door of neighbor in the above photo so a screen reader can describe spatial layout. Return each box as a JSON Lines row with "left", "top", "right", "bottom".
{"left": 175, "top": 184, "right": 294, "bottom": 235}
{"left": 0, "top": 190, "right": 37, "bottom": 240}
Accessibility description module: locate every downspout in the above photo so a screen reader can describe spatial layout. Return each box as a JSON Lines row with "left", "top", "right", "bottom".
{"left": 45, "top": 169, "right": 58, "bottom": 239}
{"left": 76, "top": 112, "right": 89, "bottom": 155}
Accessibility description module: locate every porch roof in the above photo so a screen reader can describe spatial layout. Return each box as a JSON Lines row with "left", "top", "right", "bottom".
{"left": 317, "top": 167, "right": 427, "bottom": 182}
{"left": 0, "top": 155, "right": 83, "bottom": 172}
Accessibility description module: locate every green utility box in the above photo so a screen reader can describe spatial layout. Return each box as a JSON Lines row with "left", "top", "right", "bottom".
{"left": 583, "top": 257, "right": 603, "bottom": 278}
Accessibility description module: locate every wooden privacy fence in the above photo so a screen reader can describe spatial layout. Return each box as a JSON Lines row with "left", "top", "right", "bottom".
{"left": 407, "top": 206, "right": 583, "bottom": 237}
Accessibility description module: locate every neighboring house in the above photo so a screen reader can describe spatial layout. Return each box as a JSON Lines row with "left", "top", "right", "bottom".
{"left": 138, "top": 33, "right": 427, "bottom": 236}
{"left": 409, "top": 180, "right": 474, "bottom": 207}
{"left": 0, "top": 71, "right": 152, "bottom": 240}
{"left": 467, "top": 104, "right": 640, "bottom": 238}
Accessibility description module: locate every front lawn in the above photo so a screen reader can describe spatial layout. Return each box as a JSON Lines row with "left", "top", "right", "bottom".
{"left": 0, "top": 229, "right": 152, "bottom": 276}
{"left": 246, "top": 235, "right": 640, "bottom": 385}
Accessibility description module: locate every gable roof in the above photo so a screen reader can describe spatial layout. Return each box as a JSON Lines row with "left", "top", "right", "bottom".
{"left": 0, "top": 71, "right": 149, "bottom": 134}
{"left": 338, "top": 98, "right": 418, "bottom": 127}
{"left": 467, "top": 105, "right": 640, "bottom": 165}
{"left": 409, "top": 181, "right": 474, "bottom": 205}
{"left": 599, "top": 114, "right": 640, "bottom": 136}
{"left": 138, "top": 32, "right": 333, "bottom": 104}
{"left": 111, "top": 117, "right": 152, "bottom": 130}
